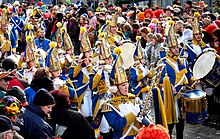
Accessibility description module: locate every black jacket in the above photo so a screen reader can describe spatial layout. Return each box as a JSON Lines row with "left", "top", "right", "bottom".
{"left": 18, "top": 104, "right": 54, "bottom": 139}
{"left": 50, "top": 108, "right": 95, "bottom": 139}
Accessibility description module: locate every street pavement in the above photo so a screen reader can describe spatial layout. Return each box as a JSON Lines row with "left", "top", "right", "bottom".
{"left": 171, "top": 123, "right": 220, "bottom": 139}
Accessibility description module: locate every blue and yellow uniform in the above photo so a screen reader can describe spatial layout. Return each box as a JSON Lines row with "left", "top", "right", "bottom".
{"left": 69, "top": 64, "right": 93, "bottom": 113}
{"left": 90, "top": 68, "right": 110, "bottom": 117}
{"left": 102, "top": 94, "right": 141, "bottom": 139}
{"left": 130, "top": 64, "right": 153, "bottom": 96}
{"left": 53, "top": 75, "right": 78, "bottom": 108}
{"left": 0, "top": 27, "right": 17, "bottom": 56}
{"left": 107, "top": 31, "right": 125, "bottom": 46}
{"left": 185, "top": 40, "right": 209, "bottom": 68}
{"left": 130, "top": 37, "right": 153, "bottom": 97}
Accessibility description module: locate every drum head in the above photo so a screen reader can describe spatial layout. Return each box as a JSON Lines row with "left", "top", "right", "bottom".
{"left": 193, "top": 51, "right": 216, "bottom": 80}
{"left": 181, "top": 90, "right": 206, "bottom": 99}
{"left": 119, "top": 42, "right": 136, "bottom": 70}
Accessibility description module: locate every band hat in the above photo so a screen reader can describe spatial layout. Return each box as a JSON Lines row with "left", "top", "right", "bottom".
{"left": 99, "top": 33, "right": 112, "bottom": 60}
{"left": 110, "top": 47, "right": 127, "bottom": 85}
{"left": 192, "top": 12, "right": 202, "bottom": 34}
{"left": 133, "top": 36, "right": 144, "bottom": 61}
{"left": 61, "top": 27, "right": 74, "bottom": 51}
{"left": 55, "top": 22, "right": 63, "bottom": 43}
{"left": 25, "top": 35, "right": 36, "bottom": 62}
{"left": 165, "top": 20, "right": 179, "bottom": 48}
{"left": 80, "top": 27, "right": 92, "bottom": 52}
{"left": 46, "top": 42, "right": 61, "bottom": 72}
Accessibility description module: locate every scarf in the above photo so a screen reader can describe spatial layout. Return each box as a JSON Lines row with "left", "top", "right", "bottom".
{"left": 192, "top": 39, "right": 206, "bottom": 48}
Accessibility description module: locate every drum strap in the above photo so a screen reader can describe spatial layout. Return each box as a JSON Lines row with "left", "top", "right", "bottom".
{"left": 185, "top": 43, "right": 197, "bottom": 56}
{"left": 166, "top": 58, "right": 187, "bottom": 88}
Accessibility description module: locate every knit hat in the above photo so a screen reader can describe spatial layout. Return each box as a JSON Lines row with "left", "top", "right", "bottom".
{"left": 0, "top": 115, "right": 20, "bottom": 133}
{"left": 33, "top": 89, "right": 55, "bottom": 106}
{"left": 7, "top": 86, "right": 27, "bottom": 107}
{"left": 2, "top": 58, "right": 17, "bottom": 71}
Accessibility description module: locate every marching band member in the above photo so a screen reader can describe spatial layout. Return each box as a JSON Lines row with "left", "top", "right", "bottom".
{"left": 24, "top": 8, "right": 42, "bottom": 39}
{"left": 0, "top": 8, "right": 18, "bottom": 56}
{"left": 130, "top": 36, "right": 153, "bottom": 100}
{"left": 154, "top": 20, "right": 196, "bottom": 139}
{"left": 185, "top": 12, "right": 209, "bottom": 68}
{"left": 46, "top": 41, "right": 78, "bottom": 110}
{"left": 69, "top": 27, "right": 93, "bottom": 122}
{"left": 90, "top": 35, "right": 113, "bottom": 138}
{"left": 100, "top": 47, "right": 143, "bottom": 139}
{"left": 59, "top": 26, "right": 76, "bottom": 75}
{"left": 18, "top": 36, "right": 37, "bottom": 84}
{"left": 107, "top": 9, "right": 125, "bottom": 47}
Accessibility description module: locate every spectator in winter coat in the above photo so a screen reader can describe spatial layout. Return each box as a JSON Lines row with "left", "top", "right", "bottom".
{"left": 18, "top": 89, "right": 55, "bottom": 139}
{"left": 50, "top": 90, "right": 95, "bottom": 139}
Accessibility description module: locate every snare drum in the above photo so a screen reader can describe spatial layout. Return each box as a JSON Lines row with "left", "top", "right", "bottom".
{"left": 193, "top": 50, "right": 220, "bottom": 88}
{"left": 181, "top": 90, "right": 207, "bottom": 124}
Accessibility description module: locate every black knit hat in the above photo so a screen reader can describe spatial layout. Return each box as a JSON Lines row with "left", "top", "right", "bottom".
{"left": 7, "top": 86, "right": 27, "bottom": 106}
{"left": 0, "top": 115, "right": 20, "bottom": 133}
{"left": 2, "top": 58, "right": 17, "bottom": 71}
{"left": 33, "top": 88, "right": 55, "bottom": 106}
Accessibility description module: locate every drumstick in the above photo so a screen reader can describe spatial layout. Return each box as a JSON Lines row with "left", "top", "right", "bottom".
{"left": 185, "top": 81, "right": 198, "bottom": 90}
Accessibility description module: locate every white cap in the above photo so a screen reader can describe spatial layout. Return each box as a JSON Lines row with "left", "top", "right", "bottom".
{"left": 173, "top": 8, "right": 181, "bottom": 13}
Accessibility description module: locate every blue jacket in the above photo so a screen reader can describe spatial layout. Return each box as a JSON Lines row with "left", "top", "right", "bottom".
{"left": 18, "top": 104, "right": 54, "bottom": 139}
{"left": 35, "top": 38, "right": 51, "bottom": 52}
{"left": 24, "top": 87, "right": 36, "bottom": 104}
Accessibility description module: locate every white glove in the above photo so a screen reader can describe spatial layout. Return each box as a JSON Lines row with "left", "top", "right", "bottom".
{"left": 139, "top": 64, "right": 149, "bottom": 77}
{"left": 139, "top": 64, "right": 145, "bottom": 71}
{"left": 142, "top": 68, "right": 149, "bottom": 77}
{"left": 132, "top": 105, "right": 140, "bottom": 116}
{"left": 97, "top": 67, "right": 103, "bottom": 76}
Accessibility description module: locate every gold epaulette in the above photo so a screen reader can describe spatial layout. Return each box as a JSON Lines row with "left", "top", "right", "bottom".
{"left": 101, "top": 103, "right": 112, "bottom": 113}
{"left": 128, "top": 93, "right": 135, "bottom": 99}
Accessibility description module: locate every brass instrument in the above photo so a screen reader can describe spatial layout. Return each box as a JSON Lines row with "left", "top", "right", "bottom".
{"left": 139, "top": 63, "right": 166, "bottom": 117}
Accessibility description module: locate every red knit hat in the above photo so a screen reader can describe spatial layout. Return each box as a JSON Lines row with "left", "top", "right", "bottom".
{"left": 205, "top": 24, "right": 219, "bottom": 37}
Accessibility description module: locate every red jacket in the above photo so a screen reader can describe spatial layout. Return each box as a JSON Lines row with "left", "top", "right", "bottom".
{"left": 8, "top": 76, "right": 26, "bottom": 90}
